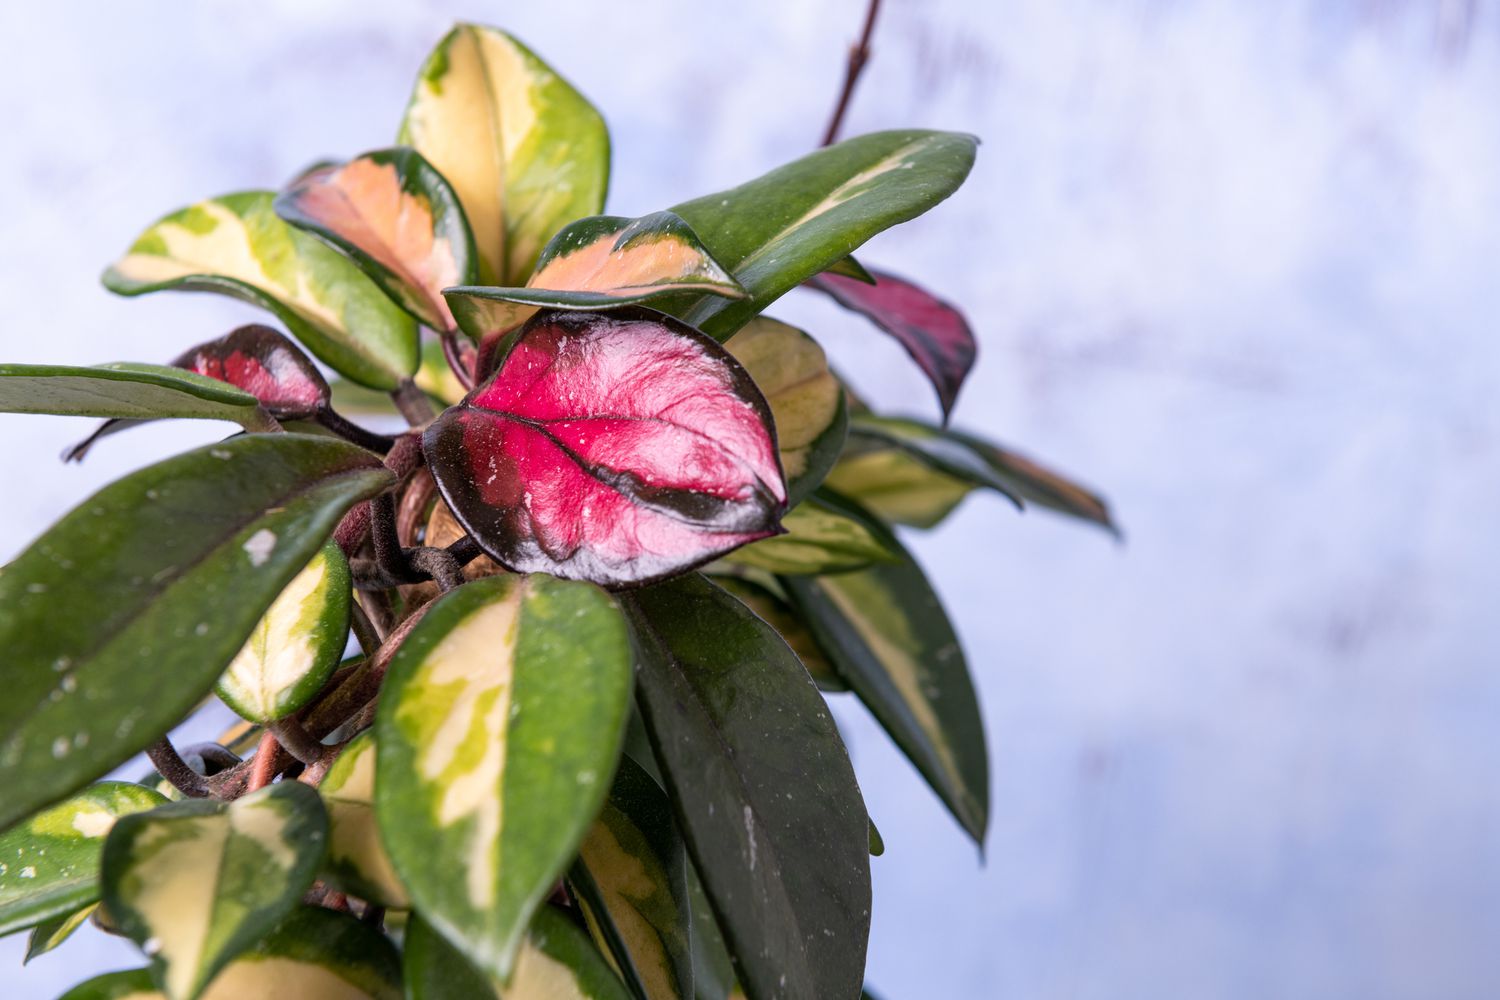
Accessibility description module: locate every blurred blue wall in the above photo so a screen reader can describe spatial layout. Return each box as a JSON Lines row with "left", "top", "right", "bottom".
{"left": 3, "top": 2, "right": 1498, "bottom": 997}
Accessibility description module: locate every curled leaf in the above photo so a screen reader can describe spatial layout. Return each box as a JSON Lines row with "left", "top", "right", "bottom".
{"left": 807, "top": 268, "right": 977, "bottom": 422}
{"left": 173, "top": 324, "right": 331, "bottom": 420}
{"left": 446, "top": 212, "right": 744, "bottom": 342}
{"left": 276, "top": 148, "right": 476, "bottom": 331}
{"left": 424, "top": 308, "right": 787, "bottom": 587}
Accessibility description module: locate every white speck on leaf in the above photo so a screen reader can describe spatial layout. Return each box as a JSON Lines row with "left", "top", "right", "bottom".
{"left": 51, "top": 738, "right": 69, "bottom": 759}
{"left": 210, "top": 449, "right": 232, "bottom": 460}
{"left": 243, "top": 529, "right": 277, "bottom": 567}
{"left": 744, "top": 805, "right": 757, "bottom": 871}
{"left": 18, "top": 866, "right": 35, "bottom": 879}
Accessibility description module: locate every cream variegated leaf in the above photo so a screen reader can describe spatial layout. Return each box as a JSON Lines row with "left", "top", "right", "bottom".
{"left": 215, "top": 542, "right": 351, "bottom": 724}
{"left": 103, "top": 192, "right": 419, "bottom": 390}
{"left": 375, "top": 575, "right": 633, "bottom": 983}
{"left": 399, "top": 24, "right": 609, "bottom": 286}
{"left": 321, "top": 732, "right": 407, "bottom": 909}
{"left": 724, "top": 316, "right": 846, "bottom": 506}
{"left": 100, "top": 781, "right": 328, "bottom": 1000}
{"left": 723, "top": 492, "right": 900, "bottom": 575}
{"left": 0, "top": 782, "right": 167, "bottom": 936}
{"left": 57, "top": 907, "right": 401, "bottom": 1000}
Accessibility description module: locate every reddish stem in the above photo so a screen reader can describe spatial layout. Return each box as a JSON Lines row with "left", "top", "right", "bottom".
{"left": 821, "top": 0, "right": 883, "bottom": 146}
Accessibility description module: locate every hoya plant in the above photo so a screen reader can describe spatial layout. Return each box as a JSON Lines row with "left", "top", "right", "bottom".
{"left": 0, "top": 22, "right": 1113, "bottom": 1000}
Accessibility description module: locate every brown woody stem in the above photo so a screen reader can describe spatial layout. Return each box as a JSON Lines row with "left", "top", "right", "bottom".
{"left": 145, "top": 737, "right": 211, "bottom": 798}
{"left": 269, "top": 717, "right": 325, "bottom": 766}
{"left": 821, "top": 0, "right": 883, "bottom": 146}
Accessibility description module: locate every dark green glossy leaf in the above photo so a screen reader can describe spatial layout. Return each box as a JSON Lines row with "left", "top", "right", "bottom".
{"left": 823, "top": 256, "right": 875, "bottom": 284}
{"left": 626, "top": 574, "right": 871, "bottom": 1000}
{"left": 710, "top": 574, "right": 845, "bottom": 691}
{"left": 100, "top": 781, "right": 328, "bottom": 1000}
{"left": 0, "top": 363, "right": 272, "bottom": 428}
{"left": 276, "top": 147, "right": 478, "bottom": 332}
{"left": 572, "top": 754, "right": 695, "bottom": 1000}
{"left": 375, "top": 574, "right": 633, "bottom": 982}
{"left": 781, "top": 522, "right": 990, "bottom": 843}
{"left": 405, "top": 908, "right": 633, "bottom": 1000}
{"left": 670, "top": 130, "right": 978, "bottom": 339}
{"left": 0, "top": 433, "right": 394, "bottom": 833}
{"left": 0, "top": 782, "right": 165, "bottom": 935}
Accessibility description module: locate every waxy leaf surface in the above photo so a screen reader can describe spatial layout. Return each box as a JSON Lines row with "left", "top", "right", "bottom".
{"left": 103, "top": 191, "right": 419, "bottom": 389}
{"left": 276, "top": 147, "right": 476, "bottom": 331}
{"left": 710, "top": 574, "right": 844, "bottom": 691}
{"left": 424, "top": 308, "right": 787, "bottom": 588}
{"left": 572, "top": 754, "right": 695, "bottom": 1000}
{"left": 0, "top": 363, "right": 267, "bottom": 427}
{"left": 375, "top": 574, "right": 633, "bottom": 982}
{"left": 215, "top": 542, "right": 351, "bottom": 723}
{"left": 781, "top": 521, "right": 990, "bottom": 842}
{"left": 822, "top": 446, "right": 973, "bottom": 529}
{"left": 446, "top": 212, "right": 744, "bottom": 342}
{"left": 724, "top": 316, "right": 845, "bottom": 506}
{"left": 670, "top": 130, "right": 978, "bottom": 339}
{"left": 0, "top": 434, "right": 393, "bottom": 832}
{"left": 399, "top": 23, "right": 609, "bottom": 286}
{"left": 723, "top": 491, "right": 899, "bottom": 575}
{"left": 320, "top": 732, "right": 407, "bottom": 908}
{"left": 57, "top": 907, "right": 401, "bottom": 1000}
{"left": 0, "top": 782, "right": 166, "bottom": 935}
{"left": 100, "top": 781, "right": 329, "bottom": 1000}
{"left": 405, "top": 908, "right": 633, "bottom": 1000}
{"left": 172, "top": 324, "right": 331, "bottom": 420}
{"left": 626, "top": 574, "right": 871, "bottom": 1000}
{"left": 806, "top": 268, "right": 976, "bottom": 421}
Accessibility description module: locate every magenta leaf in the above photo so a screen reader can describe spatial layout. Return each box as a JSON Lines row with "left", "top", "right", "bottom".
{"left": 171, "top": 324, "right": 330, "bottom": 420}
{"left": 807, "top": 268, "right": 977, "bottom": 422}
{"left": 423, "top": 308, "right": 788, "bottom": 587}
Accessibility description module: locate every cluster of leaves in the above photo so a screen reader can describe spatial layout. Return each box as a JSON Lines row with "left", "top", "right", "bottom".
{"left": 0, "top": 23, "right": 1114, "bottom": 1000}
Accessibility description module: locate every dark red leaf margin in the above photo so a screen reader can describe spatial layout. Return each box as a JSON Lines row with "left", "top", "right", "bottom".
{"left": 807, "top": 268, "right": 977, "bottom": 422}
{"left": 423, "top": 307, "right": 788, "bottom": 588}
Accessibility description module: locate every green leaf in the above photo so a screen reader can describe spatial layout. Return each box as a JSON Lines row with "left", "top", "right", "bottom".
{"left": 375, "top": 574, "right": 633, "bottom": 982}
{"left": 724, "top": 317, "right": 846, "bottom": 506}
{"left": 0, "top": 433, "right": 394, "bottom": 833}
{"left": 841, "top": 415, "right": 1118, "bottom": 534}
{"left": 0, "top": 782, "right": 166, "bottom": 935}
{"left": 445, "top": 212, "right": 744, "bottom": 342}
{"left": 625, "top": 574, "right": 871, "bottom": 1000}
{"left": 822, "top": 445, "right": 973, "bottom": 529}
{"left": 823, "top": 255, "right": 875, "bottom": 284}
{"left": 399, "top": 23, "right": 610, "bottom": 286}
{"left": 214, "top": 541, "right": 351, "bottom": 723}
{"left": 405, "top": 908, "right": 632, "bottom": 1000}
{"left": 329, "top": 337, "right": 463, "bottom": 416}
{"left": 24, "top": 903, "right": 96, "bottom": 962}
{"left": 55, "top": 907, "right": 401, "bottom": 1000}
{"left": 710, "top": 574, "right": 845, "bottom": 692}
{"left": 723, "top": 491, "right": 900, "bottom": 575}
{"left": 0, "top": 363, "right": 274, "bottom": 430}
{"left": 320, "top": 732, "right": 407, "bottom": 908}
{"left": 780, "top": 527, "right": 990, "bottom": 842}
{"left": 276, "top": 147, "right": 478, "bottom": 332}
{"left": 571, "top": 754, "right": 695, "bottom": 1000}
{"left": 100, "top": 781, "right": 328, "bottom": 1000}
{"left": 103, "top": 191, "right": 419, "bottom": 389}
{"left": 670, "top": 130, "right": 978, "bottom": 339}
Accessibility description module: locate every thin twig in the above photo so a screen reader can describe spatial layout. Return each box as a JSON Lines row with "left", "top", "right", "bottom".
{"left": 349, "top": 600, "right": 381, "bottom": 659}
{"left": 440, "top": 330, "right": 477, "bottom": 391}
{"left": 821, "top": 0, "right": 883, "bottom": 146}
{"left": 369, "top": 493, "right": 411, "bottom": 582}
{"left": 244, "top": 732, "right": 283, "bottom": 794}
{"left": 146, "top": 737, "right": 212, "bottom": 798}
{"left": 408, "top": 546, "right": 465, "bottom": 592}
{"left": 447, "top": 534, "right": 484, "bottom": 566}
{"left": 314, "top": 408, "right": 397, "bottom": 453}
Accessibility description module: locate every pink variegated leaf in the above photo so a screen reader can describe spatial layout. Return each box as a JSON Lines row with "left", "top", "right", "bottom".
{"left": 423, "top": 307, "right": 787, "bottom": 587}
{"left": 807, "top": 268, "right": 977, "bottom": 422}
{"left": 65, "top": 325, "right": 332, "bottom": 462}
{"left": 171, "top": 324, "right": 330, "bottom": 419}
